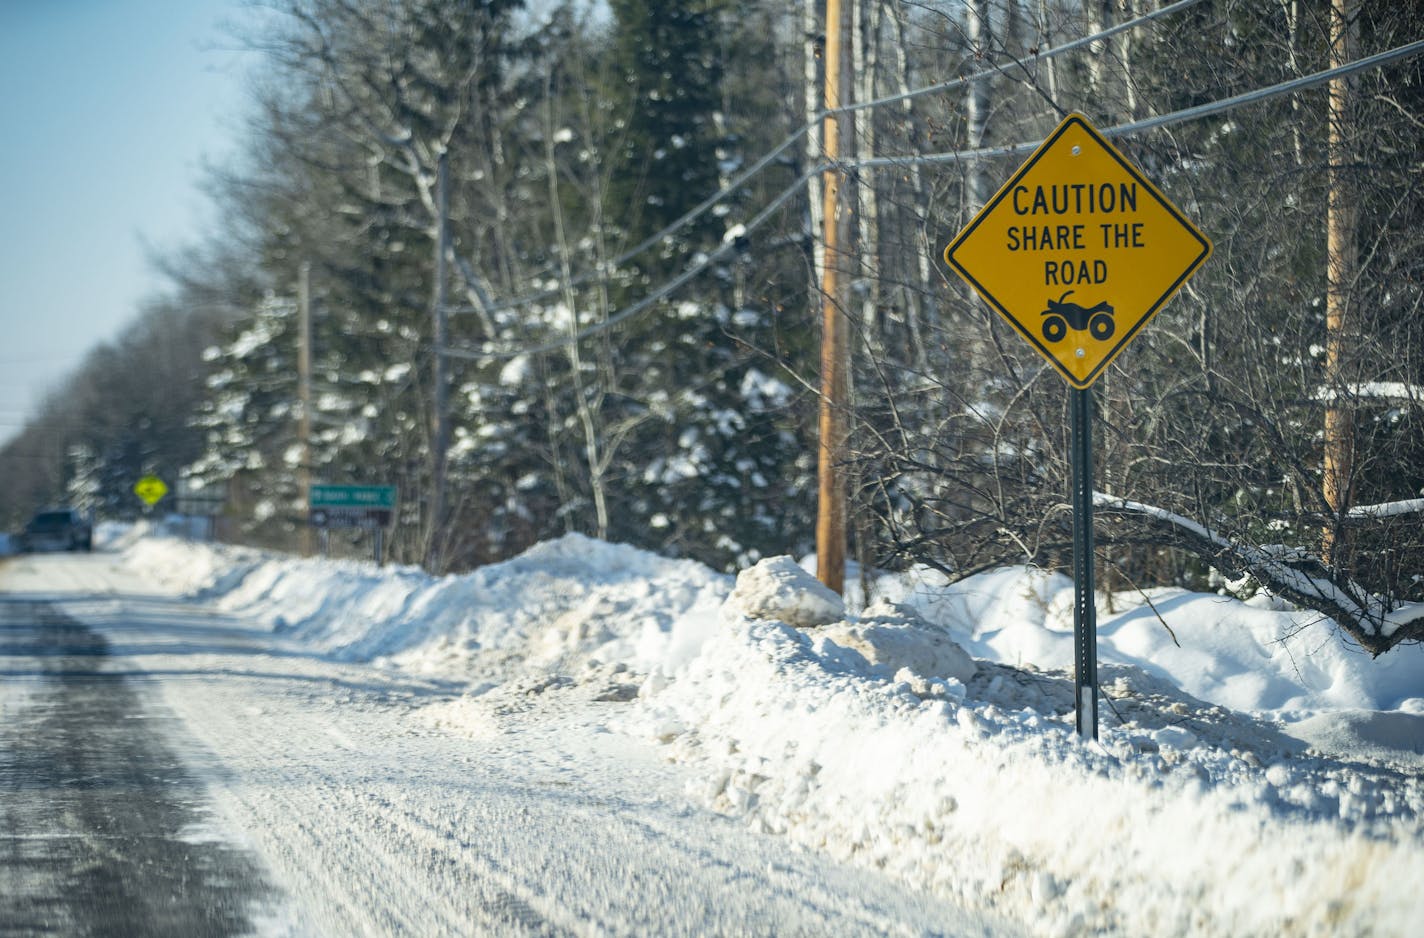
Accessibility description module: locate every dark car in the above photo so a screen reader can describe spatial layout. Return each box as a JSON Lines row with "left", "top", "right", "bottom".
{"left": 19, "top": 508, "right": 93, "bottom": 553}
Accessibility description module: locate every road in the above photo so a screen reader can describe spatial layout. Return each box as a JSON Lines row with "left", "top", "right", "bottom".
{"left": 0, "top": 550, "right": 1011, "bottom": 937}
{"left": 0, "top": 597, "right": 271, "bottom": 936}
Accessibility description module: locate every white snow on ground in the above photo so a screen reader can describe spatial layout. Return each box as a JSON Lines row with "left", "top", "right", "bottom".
{"left": 127, "top": 528, "right": 728, "bottom": 677}
{"left": 872, "top": 563, "right": 1424, "bottom": 717}
{"left": 100, "top": 526, "right": 1424, "bottom": 935}
{"left": 7, "top": 530, "right": 1001, "bottom": 937}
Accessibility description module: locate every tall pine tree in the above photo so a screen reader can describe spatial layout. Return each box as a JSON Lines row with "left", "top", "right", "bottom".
{"left": 606, "top": 0, "right": 725, "bottom": 278}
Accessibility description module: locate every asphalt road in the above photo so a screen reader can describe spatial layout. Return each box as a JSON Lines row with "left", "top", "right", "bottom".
{"left": 0, "top": 597, "right": 272, "bottom": 937}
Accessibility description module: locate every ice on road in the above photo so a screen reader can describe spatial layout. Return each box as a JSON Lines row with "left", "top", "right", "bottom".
{"left": 0, "top": 599, "right": 273, "bottom": 937}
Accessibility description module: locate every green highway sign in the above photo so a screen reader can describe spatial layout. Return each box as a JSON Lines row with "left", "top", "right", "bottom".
{"left": 309, "top": 484, "right": 397, "bottom": 510}
{"left": 309, "top": 484, "right": 397, "bottom": 529}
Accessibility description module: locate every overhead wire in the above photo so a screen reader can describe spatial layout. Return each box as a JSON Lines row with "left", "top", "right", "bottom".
{"left": 849, "top": 35, "right": 1424, "bottom": 170}
{"left": 452, "top": 0, "right": 1212, "bottom": 318}
{"left": 442, "top": 174, "right": 811, "bottom": 361}
{"left": 444, "top": 32, "right": 1424, "bottom": 363}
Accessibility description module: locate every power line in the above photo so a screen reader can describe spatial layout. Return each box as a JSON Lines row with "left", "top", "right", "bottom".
{"left": 450, "top": 0, "right": 1212, "bottom": 319}
{"left": 442, "top": 176, "right": 809, "bottom": 361}
{"left": 849, "top": 36, "right": 1424, "bottom": 171}
{"left": 842, "top": 0, "right": 1210, "bottom": 118}
{"left": 1110, "top": 36, "right": 1424, "bottom": 139}
{"left": 445, "top": 35, "right": 1424, "bottom": 363}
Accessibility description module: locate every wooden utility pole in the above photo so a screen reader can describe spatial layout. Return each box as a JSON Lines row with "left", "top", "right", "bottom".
{"left": 1323, "top": 0, "right": 1357, "bottom": 564}
{"left": 816, "top": 0, "right": 854, "bottom": 595}
{"left": 298, "top": 261, "right": 313, "bottom": 557}
{"left": 429, "top": 151, "right": 451, "bottom": 572}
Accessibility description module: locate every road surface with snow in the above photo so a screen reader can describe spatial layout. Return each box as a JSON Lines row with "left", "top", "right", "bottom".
{"left": 0, "top": 549, "right": 1011, "bottom": 936}
{"left": 0, "top": 598, "right": 271, "bottom": 936}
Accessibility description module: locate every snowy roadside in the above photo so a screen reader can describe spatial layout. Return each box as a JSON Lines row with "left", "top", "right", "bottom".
{"left": 116, "top": 526, "right": 1424, "bottom": 937}
{"left": 6, "top": 534, "right": 1008, "bottom": 936}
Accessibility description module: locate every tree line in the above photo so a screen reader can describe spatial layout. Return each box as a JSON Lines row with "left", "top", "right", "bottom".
{"left": 3, "top": 0, "right": 1420, "bottom": 652}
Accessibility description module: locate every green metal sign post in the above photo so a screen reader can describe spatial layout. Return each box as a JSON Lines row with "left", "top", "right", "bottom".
{"left": 308, "top": 484, "right": 396, "bottom": 565}
{"left": 1070, "top": 389, "right": 1098, "bottom": 740}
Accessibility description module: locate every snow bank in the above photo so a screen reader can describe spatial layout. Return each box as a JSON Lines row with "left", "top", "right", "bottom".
{"left": 877, "top": 564, "right": 1424, "bottom": 715}
{"left": 113, "top": 533, "right": 1424, "bottom": 936}
{"left": 119, "top": 535, "right": 1424, "bottom": 719}
{"left": 122, "top": 533, "right": 729, "bottom": 677}
{"left": 633, "top": 566, "right": 1424, "bottom": 937}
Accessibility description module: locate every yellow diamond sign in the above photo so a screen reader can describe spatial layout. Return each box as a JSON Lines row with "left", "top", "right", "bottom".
{"left": 134, "top": 475, "right": 168, "bottom": 507}
{"left": 945, "top": 113, "right": 1211, "bottom": 388}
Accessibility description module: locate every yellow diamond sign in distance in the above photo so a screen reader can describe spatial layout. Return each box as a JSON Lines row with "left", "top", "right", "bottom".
{"left": 134, "top": 475, "right": 168, "bottom": 507}
{"left": 945, "top": 113, "right": 1211, "bottom": 389}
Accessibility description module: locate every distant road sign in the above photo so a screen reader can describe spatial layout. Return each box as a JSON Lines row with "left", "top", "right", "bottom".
{"left": 133, "top": 475, "right": 168, "bottom": 507}
{"left": 309, "top": 484, "right": 396, "bottom": 509}
{"left": 176, "top": 494, "right": 225, "bottom": 517}
{"left": 945, "top": 112, "right": 1211, "bottom": 388}
{"left": 308, "top": 484, "right": 396, "bottom": 528}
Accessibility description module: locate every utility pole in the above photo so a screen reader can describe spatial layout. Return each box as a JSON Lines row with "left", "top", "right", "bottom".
{"left": 816, "top": 0, "right": 854, "bottom": 594}
{"left": 298, "top": 261, "right": 313, "bottom": 558}
{"left": 1323, "top": 0, "right": 1357, "bottom": 565}
{"left": 429, "top": 151, "right": 451, "bottom": 572}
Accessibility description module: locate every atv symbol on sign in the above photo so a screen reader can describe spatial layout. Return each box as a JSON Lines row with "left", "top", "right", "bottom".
{"left": 1040, "top": 291, "right": 1115, "bottom": 343}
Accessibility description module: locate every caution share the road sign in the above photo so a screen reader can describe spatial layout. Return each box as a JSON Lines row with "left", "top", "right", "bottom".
{"left": 945, "top": 113, "right": 1211, "bottom": 388}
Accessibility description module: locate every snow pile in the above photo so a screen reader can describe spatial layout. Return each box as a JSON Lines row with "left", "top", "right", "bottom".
{"left": 122, "top": 524, "right": 243, "bottom": 595}
{"left": 632, "top": 560, "right": 1424, "bottom": 936}
{"left": 815, "top": 603, "right": 976, "bottom": 687}
{"left": 112, "top": 532, "right": 1424, "bottom": 936}
{"left": 877, "top": 564, "right": 1424, "bottom": 716}
{"left": 1284, "top": 709, "right": 1424, "bottom": 764}
{"left": 122, "top": 533, "right": 728, "bottom": 677}
{"left": 731, "top": 555, "right": 844, "bottom": 627}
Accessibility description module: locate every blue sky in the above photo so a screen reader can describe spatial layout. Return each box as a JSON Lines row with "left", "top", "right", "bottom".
{"left": 0, "top": 0, "right": 255, "bottom": 443}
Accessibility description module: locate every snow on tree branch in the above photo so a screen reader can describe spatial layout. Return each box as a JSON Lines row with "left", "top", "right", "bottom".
{"left": 1347, "top": 498, "right": 1424, "bottom": 520}
{"left": 1312, "top": 382, "right": 1424, "bottom": 405}
{"left": 1093, "top": 495, "right": 1424, "bottom": 656}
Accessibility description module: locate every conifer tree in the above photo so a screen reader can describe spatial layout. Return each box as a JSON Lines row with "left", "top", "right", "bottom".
{"left": 605, "top": 0, "right": 725, "bottom": 277}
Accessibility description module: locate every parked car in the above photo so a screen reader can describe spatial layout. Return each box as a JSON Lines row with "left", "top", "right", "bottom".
{"left": 18, "top": 508, "right": 93, "bottom": 553}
